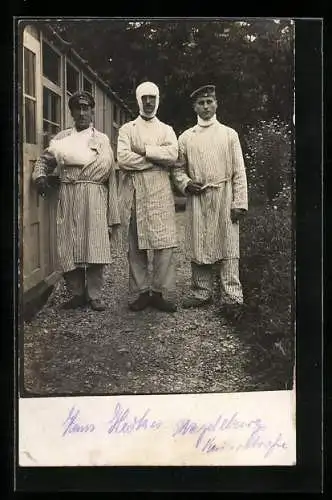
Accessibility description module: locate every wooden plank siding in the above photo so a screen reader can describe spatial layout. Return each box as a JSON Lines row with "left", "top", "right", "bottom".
{"left": 104, "top": 94, "right": 113, "bottom": 146}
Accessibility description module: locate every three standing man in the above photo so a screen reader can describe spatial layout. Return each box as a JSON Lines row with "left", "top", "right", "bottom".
{"left": 33, "top": 82, "right": 248, "bottom": 316}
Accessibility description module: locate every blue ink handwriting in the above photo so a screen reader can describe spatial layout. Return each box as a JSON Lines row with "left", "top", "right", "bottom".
{"left": 173, "top": 412, "right": 266, "bottom": 448}
{"left": 62, "top": 406, "right": 95, "bottom": 437}
{"left": 107, "top": 402, "right": 163, "bottom": 434}
{"left": 60, "top": 405, "right": 289, "bottom": 458}
{"left": 173, "top": 413, "right": 287, "bottom": 458}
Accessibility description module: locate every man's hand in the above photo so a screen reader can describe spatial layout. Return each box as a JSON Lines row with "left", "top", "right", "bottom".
{"left": 185, "top": 180, "right": 204, "bottom": 195}
{"left": 132, "top": 144, "right": 146, "bottom": 156}
{"left": 35, "top": 177, "right": 49, "bottom": 198}
{"left": 230, "top": 208, "right": 247, "bottom": 223}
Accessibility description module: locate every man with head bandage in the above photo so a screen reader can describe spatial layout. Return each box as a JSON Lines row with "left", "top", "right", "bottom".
{"left": 136, "top": 81, "right": 160, "bottom": 119}
{"left": 117, "top": 81, "right": 178, "bottom": 313}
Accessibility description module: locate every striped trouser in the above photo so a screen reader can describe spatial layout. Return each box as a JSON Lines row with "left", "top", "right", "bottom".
{"left": 191, "top": 259, "right": 243, "bottom": 305}
{"left": 64, "top": 264, "right": 104, "bottom": 301}
{"left": 128, "top": 213, "right": 176, "bottom": 301}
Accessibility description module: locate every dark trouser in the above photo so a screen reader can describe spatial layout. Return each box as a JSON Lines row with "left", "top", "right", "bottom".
{"left": 64, "top": 264, "right": 104, "bottom": 301}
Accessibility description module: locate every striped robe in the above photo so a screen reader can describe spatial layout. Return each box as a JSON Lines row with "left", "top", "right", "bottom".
{"left": 172, "top": 121, "right": 248, "bottom": 264}
{"left": 117, "top": 116, "right": 178, "bottom": 250}
{"left": 32, "top": 127, "right": 120, "bottom": 273}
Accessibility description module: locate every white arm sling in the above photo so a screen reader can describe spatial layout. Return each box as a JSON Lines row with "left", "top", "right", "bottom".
{"left": 48, "top": 129, "right": 97, "bottom": 166}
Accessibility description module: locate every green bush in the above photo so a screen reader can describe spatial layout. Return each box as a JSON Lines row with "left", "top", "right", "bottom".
{"left": 235, "top": 119, "right": 294, "bottom": 388}
{"left": 243, "top": 118, "right": 293, "bottom": 205}
{"left": 238, "top": 193, "right": 294, "bottom": 388}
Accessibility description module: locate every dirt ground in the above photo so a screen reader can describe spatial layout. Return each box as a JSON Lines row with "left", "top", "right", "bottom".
{"left": 22, "top": 211, "right": 283, "bottom": 396}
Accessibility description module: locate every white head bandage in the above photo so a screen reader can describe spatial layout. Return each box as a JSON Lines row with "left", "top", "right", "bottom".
{"left": 136, "top": 81, "right": 160, "bottom": 119}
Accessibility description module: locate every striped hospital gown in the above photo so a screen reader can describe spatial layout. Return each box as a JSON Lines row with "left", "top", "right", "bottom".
{"left": 117, "top": 116, "right": 178, "bottom": 250}
{"left": 172, "top": 121, "right": 248, "bottom": 264}
{"left": 32, "top": 127, "right": 120, "bottom": 273}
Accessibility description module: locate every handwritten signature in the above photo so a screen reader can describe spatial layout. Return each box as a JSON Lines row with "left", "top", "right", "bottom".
{"left": 61, "top": 405, "right": 288, "bottom": 458}
{"left": 62, "top": 407, "right": 95, "bottom": 437}
{"left": 107, "top": 402, "right": 163, "bottom": 434}
{"left": 173, "top": 413, "right": 287, "bottom": 458}
{"left": 62, "top": 403, "right": 162, "bottom": 437}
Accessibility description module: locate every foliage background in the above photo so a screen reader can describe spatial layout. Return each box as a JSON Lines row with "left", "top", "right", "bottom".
{"left": 49, "top": 19, "right": 294, "bottom": 135}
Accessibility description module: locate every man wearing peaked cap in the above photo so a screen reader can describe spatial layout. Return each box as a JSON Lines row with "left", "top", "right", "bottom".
{"left": 172, "top": 84, "right": 248, "bottom": 317}
{"left": 68, "top": 90, "right": 95, "bottom": 111}
{"left": 190, "top": 84, "right": 216, "bottom": 100}
{"left": 32, "top": 88, "right": 120, "bottom": 312}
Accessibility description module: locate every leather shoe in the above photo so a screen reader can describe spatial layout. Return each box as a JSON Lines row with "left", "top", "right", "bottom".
{"left": 150, "top": 292, "right": 177, "bottom": 313}
{"left": 61, "top": 295, "right": 86, "bottom": 309}
{"left": 129, "top": 291, "right": 151, "bottom": 311}
{"left": 89, "top": 299, "right": 106, "bottom": 311}
{"left": 182, "top": 296, "right": 212, "bottom": 309}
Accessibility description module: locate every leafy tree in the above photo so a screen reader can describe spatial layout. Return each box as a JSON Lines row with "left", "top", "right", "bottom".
{"left": 40, "top": 18, "right": 294, "bottom": 201}
{"left": 47, "top": 18, "right": 293, "bottom": 135}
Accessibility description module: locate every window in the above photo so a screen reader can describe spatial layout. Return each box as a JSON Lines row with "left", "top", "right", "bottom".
{"left": 43, "top": 87, "right": 61, "bottom": 148}
{"left": 113, "top": 103, "right": 121, "bottom": 125}
{"left": 41, "top": 36, "right": 63, "bottom": 132}
{"left": 65, "top": 60, "right": 80, "bottom": 128}
{"left": 66, "top": 62, "right": 79, "bottom": 95}
{"left": 42, "top": 42, "right": 61, "bottom": 85}
{"left": 23, "top": 47, "right": 36, "bottom": 144}
{"left": 83, "top": 76, "right": 93, "bottom": 95}
{"left": 24, "top": 99, "right": 36, "bottom": 144}
{"left": 24, "top": 47, "right": 35, "bottom": 96}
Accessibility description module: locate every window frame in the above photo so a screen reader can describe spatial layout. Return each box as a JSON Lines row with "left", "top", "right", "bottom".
{"left": 64, "top": 57, "right": 82, "bottom": 129}
{"left": 65, "top": 59, "right": 80, "bottom": 97}
{"left": 42, "top": 88, "right": 62, "bottom": 137}
{"left": 41, "top": 34, "right": 63, "bottom": 146}
{"left": 28, "top": 31, "right": 129, "bottom": 149}
{"left": 23, "top": 46, "right": 37, "bottom": 144}
{"left": 81, "top": 73, "right": 95, "bottom": 96}
{"left": 41, "top": 37, "right": 62, "bottom": 88}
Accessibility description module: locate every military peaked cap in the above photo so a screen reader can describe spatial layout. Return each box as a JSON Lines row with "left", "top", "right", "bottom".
{"left": 68, "top": 91, "right": 95, "bottom": 110}
{"left": 190, "top": 85, "right": 216, "bottom": 100}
